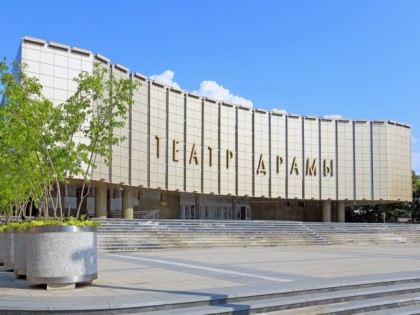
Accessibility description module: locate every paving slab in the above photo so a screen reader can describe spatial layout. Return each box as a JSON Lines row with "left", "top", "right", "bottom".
{"left": 0, "top": 243, "right": 420, "bottom": 313}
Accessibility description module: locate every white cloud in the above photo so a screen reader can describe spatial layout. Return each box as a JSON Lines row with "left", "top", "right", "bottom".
{"left": 412, "top": 137, "right": 418, "bottom": 145}
{"left": 413, "top": 151, "right": 420, "bottom": 175}
{"left": 195, "top": 80, "right": 253, "bottom": 107}
{"left": 272, "top": 108, "right": 288, "bottom": 114}
{"left": 150, "top": 70, "right": 180, "bottom": 89}
{"left": 149, "top": 71, "right": 254, "bottom": 108}
{"left": 323, "top": 114, "right": 342, "bottom": 119}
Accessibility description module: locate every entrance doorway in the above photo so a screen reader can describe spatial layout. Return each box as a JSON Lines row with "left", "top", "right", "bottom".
{"left": 180, "top": 203, "right": 234, "bottom": 220}
{"left": 179, "top": 193, "right": 251, "bottom": 220}
{"left": 180, "top": 204, "right": 196, "bottom": 219}
{"left": 237, "top": 206, "right": 251, "bottom": 220}
{"left": 199, "top": 205, "right": 233, "bottom": 220}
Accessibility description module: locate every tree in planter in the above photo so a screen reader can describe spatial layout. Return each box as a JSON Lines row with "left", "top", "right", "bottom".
{"left": 0, "top": 60, "right": 139, "bottom": 220}
{"left": 0, "top": 61, "right": 138, "bottom": 289}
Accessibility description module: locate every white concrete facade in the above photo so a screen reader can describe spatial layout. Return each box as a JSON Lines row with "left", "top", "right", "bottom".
{"left": 18, "top": 37, "right": 413, "bottom": 219}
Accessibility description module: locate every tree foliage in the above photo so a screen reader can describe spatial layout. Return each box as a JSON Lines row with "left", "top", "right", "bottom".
{"left": 409, "top": 170, "right": 420, "bottom": 220}
{"left": 0, "top": 61, "right": 55, "bottom": 220}
{"left": 346, "top": 171, "right": 420, "bottom": 223}
{"left": 0, "top": 60, "right": 139, "bottom": 220}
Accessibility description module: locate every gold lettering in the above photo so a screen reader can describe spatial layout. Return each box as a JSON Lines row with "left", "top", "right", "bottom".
{"left": 208, "top": 146, "right": 213, "bottom": 167}
{"left": 189, "top": 143, "right": 199, "bottom": 165}
{"left": 323, "top": 159, "right": 334, "bottom": 176}
{"left": 257, "top": 154, "right": 267, "bottom": 175}
{"left": 155, "top": 135, "right": 160, "bottom": 158}
{"left": 290, "top": 157, "right": 299, "bottom": 175}
{"left": 306, "top": 158, "right": 317, "bottom": 176}
{"left": 226, "top": 149, "right": 234, "bottom": 168}
{"left": 276, "top": 156, "right": 283, "bottom": 174}
{"left": 172, "top": 139, "right": 180, "bottom": 162}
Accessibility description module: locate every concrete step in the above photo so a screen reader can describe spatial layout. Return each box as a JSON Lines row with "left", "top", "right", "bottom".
{"left": 229, "top": 293, "right": 420, "bottom": 315}
{"left": 100, "top": 278, "right": 420, "bottom": 314}
{"left": 142, "top": 295, "right": 420, "bottom": 314}
{"left": 358, "top": 302, "right": 420, "bottom": 314}
{"left": 95, "top": 220, "right": 420, "bottom": 251}
{"left": 97, "top": 238, "right": 317, "bottom": 245}
{"left": 98, "top": 241, "right": 318, "bottom": 252}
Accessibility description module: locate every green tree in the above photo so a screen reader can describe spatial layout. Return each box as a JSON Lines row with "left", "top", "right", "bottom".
{"left": 0, "top": 60, "right": 139, "bottom": 220}
{"left": 59, "top": 63, "right": 140, "bottom": 218}
{"left": 0, "top": 61, "right": 54, "bottom": 220}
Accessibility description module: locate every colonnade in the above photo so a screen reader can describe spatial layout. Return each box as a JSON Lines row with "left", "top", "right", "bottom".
{"left": 94, "top": 185, "right": 346, "bottom": 222}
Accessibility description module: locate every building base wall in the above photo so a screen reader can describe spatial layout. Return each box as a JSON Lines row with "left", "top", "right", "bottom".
{"left": 249, "top": 200, "right": 323, "bottom": 222}
{"left": 133, "top": 194, "right": 180, "bottom": 219}
{"left": 44, "top": 182, "right": 389, "bottom": 223}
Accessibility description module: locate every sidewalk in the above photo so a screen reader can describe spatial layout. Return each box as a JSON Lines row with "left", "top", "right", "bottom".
{"left": 1, "top": 244, "right": 420, "bottom": 313}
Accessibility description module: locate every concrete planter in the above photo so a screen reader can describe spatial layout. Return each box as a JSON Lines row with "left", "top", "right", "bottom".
{"left": 2, "top": 229, "right": 15, "bottom": 270}
{"left": 14, "top": 228, "right": 27, "bottom": 278}
{"left": 26, "top": 225, "right": 98, "bottom": 289}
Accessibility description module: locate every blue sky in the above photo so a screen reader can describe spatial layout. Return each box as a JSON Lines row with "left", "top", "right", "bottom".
{"left": 2, "top": 0, "right": 420, "bottom": 173}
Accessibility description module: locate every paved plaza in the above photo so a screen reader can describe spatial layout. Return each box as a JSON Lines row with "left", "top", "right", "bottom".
{"left": 1, "top": 244, "right": 420, "bottom": 313}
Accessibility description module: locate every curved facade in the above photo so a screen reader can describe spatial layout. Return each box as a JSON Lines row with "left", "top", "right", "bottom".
{"left": 18, "top": 37, "right": 412, "bottom": 222}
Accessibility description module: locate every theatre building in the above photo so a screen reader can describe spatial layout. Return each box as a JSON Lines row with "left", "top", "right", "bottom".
{"left": 15, "top": 37, "right": 412, "bottom": 222}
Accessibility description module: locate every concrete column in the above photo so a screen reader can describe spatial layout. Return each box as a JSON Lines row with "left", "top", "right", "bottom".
{"left": 322, "top": 200, "right": 332, "bottom": 222}
{"left": 194, "top": 194, "right": 200, "bottom": 219}
{"left": 123, "top": 188, "right": 133, "bottom": 219}
{"left": 232, "top": 198, "right": 237, "bottom": 220}
{"left": 95, "top": 186, "right": 107, "bottom": 218}
{"left": 337, "top": 201, "right": 345, "bottom": 223}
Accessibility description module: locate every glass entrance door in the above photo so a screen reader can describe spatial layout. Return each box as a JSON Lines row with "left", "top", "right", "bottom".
{"left": 237, "top": 205, "right": 251, "bottom": 220}
{"left": 180, "top": 204, "right": 196, "bottom": 219}
{"left": 182, "top": 202, "right": 249, "bottom": 220}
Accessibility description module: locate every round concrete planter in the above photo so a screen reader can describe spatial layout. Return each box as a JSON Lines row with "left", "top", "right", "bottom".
{"left": 2, "top": 229, "right": 15, "bottom": 270}
{"left": 26, "top": 225, "right": 97, "bottom": 289}
{"left": 14, "top": 228, "right": 27, "bottom": 278}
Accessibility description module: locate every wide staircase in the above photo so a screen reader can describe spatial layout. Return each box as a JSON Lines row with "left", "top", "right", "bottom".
{"left": 95, "top": 220, "right": 420, "bottom": 314}
{"left": 96, "top": 219, "right": 420, "bottom": 252}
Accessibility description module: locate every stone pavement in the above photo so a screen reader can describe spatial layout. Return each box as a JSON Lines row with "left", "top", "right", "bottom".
{"left": 1, "top": 244, "right": 420, "bottom": 314}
